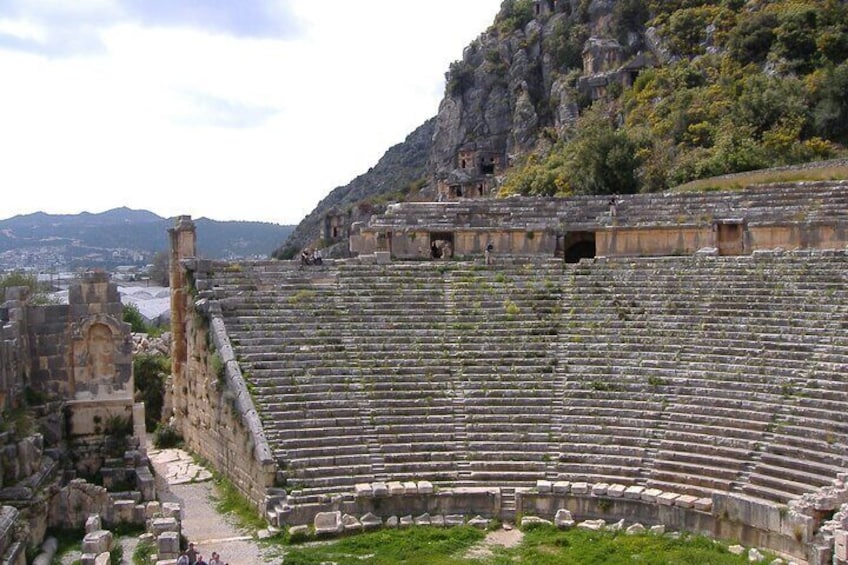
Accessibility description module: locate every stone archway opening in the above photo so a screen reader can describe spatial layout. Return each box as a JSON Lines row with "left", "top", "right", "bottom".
{"left": 430, "top": 232, "right": 455, "bottom": 259}
{"left": 563, "top": 232, "right": 596, "bottom": 263}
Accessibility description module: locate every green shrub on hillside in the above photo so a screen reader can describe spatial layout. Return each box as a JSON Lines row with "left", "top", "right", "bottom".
{"left": 500, "top": 0, "right": 848, "bottom": 197}
{"left": 495, "top": 0, "right": 535, "bottom": 34}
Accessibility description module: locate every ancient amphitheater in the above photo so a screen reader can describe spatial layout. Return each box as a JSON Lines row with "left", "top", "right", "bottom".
{"left": 169, "top": 182, "right": 848, "bottom": 564}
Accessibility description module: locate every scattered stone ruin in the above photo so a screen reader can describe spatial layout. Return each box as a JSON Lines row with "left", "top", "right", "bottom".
{"left": 169, "top": 182, "right": 848, "bottom": 563}
{"left": 0, "top": 272, "right": 169, "bottom": 561}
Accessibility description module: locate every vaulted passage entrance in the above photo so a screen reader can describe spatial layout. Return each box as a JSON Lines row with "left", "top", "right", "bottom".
{"left": 430, "top": 232, "right": 454, "bottom": 259}
{"left": 715, "top": 220, "right": 745, "bottom": 256}
{"left": 561, "top": 232, "right": 597, "bottom": 263}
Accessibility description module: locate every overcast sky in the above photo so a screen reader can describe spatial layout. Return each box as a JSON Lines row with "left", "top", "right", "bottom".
{"left": 0, "top": 0, "right": 502, "bottom": 225}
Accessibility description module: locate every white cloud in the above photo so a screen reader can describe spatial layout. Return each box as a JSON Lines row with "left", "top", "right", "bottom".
{"left": 0, "top": 1, "right": 502, "bottom": 225}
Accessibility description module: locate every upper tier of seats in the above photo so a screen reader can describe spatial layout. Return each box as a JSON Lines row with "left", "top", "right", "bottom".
{"left": 199, "top": 250, "right": 848, "bottom": 504}
{"left": 365, "top": 181, "right": 848, "bottom": 231}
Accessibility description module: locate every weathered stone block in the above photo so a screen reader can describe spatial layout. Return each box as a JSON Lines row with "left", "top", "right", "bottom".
{"left": 85, "top": 515, "right": 102, "bottom": 534}
{"left": 624, "top": 486, "right": 645, "bottom": 499}
{"left": 553, "top": 481, "right": 571, "bottom": 495}
{"left": 136, "top": 467, "right": 156, "bottom": 501}
{"left": 113, "top": 500, "right": 136, "bottom": 523}
{"left": 657, "top": 492, "right": 679, "bottom": 506}
{"left": 418, "top": 481, "right": 434, "bottom": 495}
{"left": 578, "top": 519, "right": 605, "bottom": 531}
{"left": 402, "top": 481, "right": 418, "bottom": 495}
{"left": 468, "top": 515, "right": 489, "bottom": 529}
{"left": 134, "top": 504, "right": 147, "bottom": 524}
{"left": 372, "top": 482, "right": 388, "bottom": 497}
{"left": 354, "top": 483, "right": 372, "bottom": 498}
{"left": 288, "top": 525, "right": 309, "bottom": 538}
{"left": 674, "top": 495, "right": 698, "bottom": 509}
{"left": 149, "top": 517, "right": 179, "bottom": 536}
{"left": 592, "top": 483, "right": 609, "bottom": 496}
{"left": 145, "top": 501, "right": 162, "bottom": 519}
{"left": 571, "top": 482, "right": 590, "bottom": 495}
{"left": 431, "top": 514, "right": 445, "bottom": 527}
{"left": 727, "top": 544, "right": 745, "bottom": 555}
{"left": 609, "top": 519, "right": 625, "bottom": 531}
{"left": 360, "top": 513, "right": 382, "bottom": 530}
{"left": 342, "top": 514, "right": 362, "bottom": 532}
{"left": 161, "top": 503, "right": 181, "bottom": 520}
{"left": 399, "top": 515, "right": 414, "bottom": 528}
{"left": 748, "top": 548, "right": 764, "bottom": 562}
{"left": 555, "top": 509, "right": 575, "bottom": 529}
{"left": 82, "top": 531, "right": 113, "bottom": 555}
{"left": 835, "top": 529, "right": 848, "bottom": 561}
{"left": 80, "top": 553, "right": 97, "bottom": 565}
{"left": 314, "top": 511, "right": 343, "bottom": 535}
{"left": 694, "top": 498, "right": 712, "bottom": 512}
{"left": 536, "top": 480, "right": 552, "bottom": 494}
{"left": 626, "top": 523, "right": 646, "bottom": 535}
{"left": 641, "top": 488, "right": 663, "bottom": 503}
{"left": 414, "top": 513, "right": 431, "bottom": 526}
{"left": 385, "top": 515, "right": 398, "bottom": 528}
{"left": 157, "top": 531, "right": 180, "bottom": 557}
{"left": 607, "top": 484, "right": 626, "bottom": 498}
{"left": 522, "top": 516, "right": 552, "bottom": 527}
{"left": 445, "top": 514, "right": 465, "bottom": 527}
{"left": 387, "top": 482, "right": 404, "bottom": 496}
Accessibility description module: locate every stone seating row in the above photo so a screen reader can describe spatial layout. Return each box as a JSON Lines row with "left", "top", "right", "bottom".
{"left": 204, "top": 254, "right": 848, "bottom": 502}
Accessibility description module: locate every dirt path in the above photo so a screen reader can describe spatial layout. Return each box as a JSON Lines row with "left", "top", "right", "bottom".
{"left": 464, "top": 525, "right": 524, "bottom": 560}
{"left": 148, "top": 448, "right": 282, "bottom": 565}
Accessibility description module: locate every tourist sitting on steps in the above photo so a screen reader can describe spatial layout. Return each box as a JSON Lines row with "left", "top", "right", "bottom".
{"left": 485, "top": 242, "right": 494, "bottom": 265}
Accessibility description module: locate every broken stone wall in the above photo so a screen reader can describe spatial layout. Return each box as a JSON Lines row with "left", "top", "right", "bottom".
{"left": 0, "top": 287, "right": 29, "bottom": 413}
{"left": 24, "top": 273, "right": 136, "bottom": 477}
{"left": 170, "top": 218, "right": 275, "bottom": 511}
{"left": 177, "top": 294, "right": 276, "bottom": 511}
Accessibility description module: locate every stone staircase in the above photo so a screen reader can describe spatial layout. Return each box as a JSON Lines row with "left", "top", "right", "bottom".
{"left": 199, "top": 250, "right": 848, "bottom": 507}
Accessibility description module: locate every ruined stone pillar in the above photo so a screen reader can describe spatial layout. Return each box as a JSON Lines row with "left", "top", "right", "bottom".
{"left": 168, "top": 216, "right": 196, "bottom": 430}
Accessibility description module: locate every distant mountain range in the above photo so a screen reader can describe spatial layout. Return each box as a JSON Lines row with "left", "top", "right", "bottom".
{"left": 0, "top": 207, "right": 294, "bottom": 271}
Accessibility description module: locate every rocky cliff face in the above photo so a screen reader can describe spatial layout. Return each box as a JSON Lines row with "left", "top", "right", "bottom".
{"left": 280, "top": 0, "right": 653, "bottom": 250}
{"left": 430, "top": 0, "right": 647, "bottom": 176}
{"left": 274, "top": 119, "right": 435, "bottom": 259}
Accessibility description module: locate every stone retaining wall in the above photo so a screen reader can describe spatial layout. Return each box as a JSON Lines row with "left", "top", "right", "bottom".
{"left": 0, "top": 287, "right": 30, "bottom": 413}
{"left": 174, "top": 284, "right": 275, "bottom": 511}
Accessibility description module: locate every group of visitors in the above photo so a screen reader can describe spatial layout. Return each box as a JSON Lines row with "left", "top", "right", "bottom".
{"left": 177, "top": 543, "right": 228, "bottom": 565}
{"left": 300, "top": 247, "right": 323, "bottom": 266}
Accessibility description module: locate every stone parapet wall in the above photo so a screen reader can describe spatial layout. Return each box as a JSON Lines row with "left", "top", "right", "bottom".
{"left": 173, "top": 282, "right": 275, "bottom": 511}
{"left": 269, "top": 479, "right": 813, "bottom": 562}
{"left": 268, "top": 483, "right": 499, "bottom": 528}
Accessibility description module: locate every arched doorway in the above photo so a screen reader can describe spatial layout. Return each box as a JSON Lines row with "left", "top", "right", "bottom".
{"left": 563, "top": 232, "right": 596, "bottom": 264}
{"left": 430, "top": 232, "right": 455, "bottom": 259}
